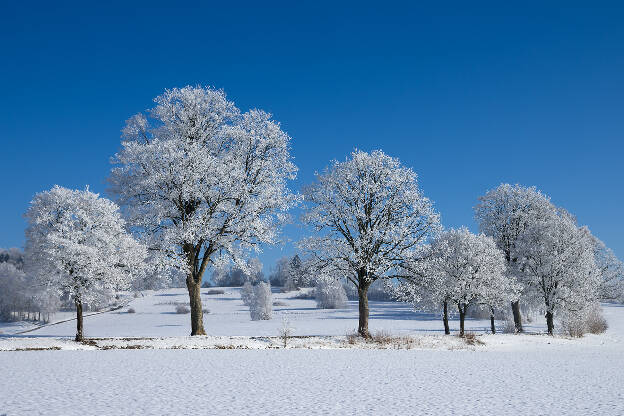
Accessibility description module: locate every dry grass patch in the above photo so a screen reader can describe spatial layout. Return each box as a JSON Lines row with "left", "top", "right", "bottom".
{"left": 460, "top": 332, "right": 485, "bottom": 346}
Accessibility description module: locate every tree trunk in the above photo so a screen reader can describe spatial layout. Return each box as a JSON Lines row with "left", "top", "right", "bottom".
{"left": 458, "top": 304, "right": 466, "bottom": 337}
{"left": 75, "top": 298, "right": 83, "bottom": 342}
{"left": 546, "top": 311, "right": 554, "bottom": 335}
{"left": 187, "top": 276, "right": 206, "bottom": 336}
{"left": 357, "top": 281, "right": 371, "bottom": 338}
{"left": 490, "top": 310, "right": 496, "bottom": 334}
{"left": 443, "top": 300, "right": 450, "bottom": 335}
{"left": 511, "top": 300, "right": 523, "bottom": 333}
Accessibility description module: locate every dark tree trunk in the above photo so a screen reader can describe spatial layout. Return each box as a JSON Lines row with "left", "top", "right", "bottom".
{"left": 546, "top": 311, "right": 554, "bottom": 335}
{"left": 490, "top": 311, "right": 496, "bottom": 334}
{"left": 443, "top": 300, "right": 450, "bottom": 335}
{"left": 458, "top": 304, "right": 466, "bottom": 337}
{"left": 357, "top": 280, "right": 371, "bottom": 338}
{"left": 511, "top": 300, "right": 523, "bottom": 333}
{"left": 187, "top": 276, "right": 206, "bottom": 336}
{"left": 75, "top": 298, "right": 83, "bottom": 342}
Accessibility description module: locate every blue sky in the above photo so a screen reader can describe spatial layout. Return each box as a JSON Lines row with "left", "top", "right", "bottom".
{"left": 1, "top": 1, "right": 623, "bottom": 271}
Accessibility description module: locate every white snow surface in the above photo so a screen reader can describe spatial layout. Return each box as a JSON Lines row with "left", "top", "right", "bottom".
{"left": 0, "top": 287, "right": 555, "bottom": 338}
{"left": 1, "top": 287, "right": 623, "bottom": 415}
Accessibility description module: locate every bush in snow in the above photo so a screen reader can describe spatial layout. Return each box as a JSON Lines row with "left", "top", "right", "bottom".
{"left": 206, "top": 289, "right": 225, "bottom": 295}
{"left": 175, "top": 304, "right": 190, "bottom": 314}
{"left": 278, "top": 316, "right": 294, "bottom": 347}
{"left": 241, "top": 281, "right": 254, "bottom": 306}
{"left": 249, "top": 282, "right": 272, "bottom": 321}
{"left": 560, "top": 303, "right": 607, "bottom": 337}
{"left": 293, "top": 288, "right": 315, "bottom": 299}
{"left": 586, "top": 306, "right": 608, "bottom": 335}
{"left": 315, "top": 279, "right": 348, "bottom": 309}
{"left": 127, "top": 308, "right": 136, "bottom": 314}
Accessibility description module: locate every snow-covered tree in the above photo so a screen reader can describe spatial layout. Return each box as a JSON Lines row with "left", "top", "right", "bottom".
{"left": 284, "top": 254, "right": 304, "bottom": 291}
{"left": 589, "top": 234, "right": 624, "bottom": 302}
{"left": 514, "top": 209, "right": 600, "bottom": 335}
{"left": 474, "top": 183, "right": 556, "bottom": 332}
{"left": 0, "top": 248, "right": 60, "bottom": 323}
{"left": 0, "top": 262, "right": 25, "bottom": 321}
{"left": 213, "top": 258, "right": 264, "bottom": 287}
{"left": 109, "top": 86, "right": 299, "bottom": 335}
{"left": 249, "top": 281, "right": 272, "bottom": 320}
{"left": 24, "top": 186, "right": 146, "bottom": 341}
{"left": 315, "top": 277, "right": 348, "bottom": 309}
{"left": 269, "top": 256, "right": 291, "bottom": 286}
{"left": 300, "top": 150, "right": 440, "bottom": 337}
{"left": 0, "top": 248, "right": 24, "bottom": 269}
{"left": 477, "top": 267, "right": 520, "bottom": 334}
{"left": 399, "top": 228, "right": 510, "bottom": 336}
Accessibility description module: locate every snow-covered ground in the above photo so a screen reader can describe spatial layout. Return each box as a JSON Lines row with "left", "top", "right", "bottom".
{"left": 1, "top": 347, "right": 623, "bottom": 415}
{"left": 0, "top": 286, "right": 549, "bottom": 338}
{"left": 1, "top": 288, "right": 623, "bottom": 415}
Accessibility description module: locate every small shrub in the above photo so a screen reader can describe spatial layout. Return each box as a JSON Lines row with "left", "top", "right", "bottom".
{"left": 345, "top": 331, "right": 360, "bottom": 345}
{"left": 206, "top": 289, "right": 225, "bottom": 295}
{"left": 293, "top": 288, "right": 315, "bottom": 300}
{"left": 203, "top": 309, "right": 211, "bottom": 315}
{"left": 249, "top": 282, "right": 273, "bottom": 321}
{"left": 278, "top": 316, "right": 294, "bottom": 347}
{"left": 585, "top": 304, "right": 608, "bottom": 334}
{"left": 358, "top": 331, "right": 418, "bottom": 349}
{"left": 560, "top": 303, "right": 608, "bottom": 337}
{"left": 561, "top": 316, "right": 585, "bottom": 338}
{"left": 370, "top": 330, "right": 394, "bottom": 345}
{"left": 273, "top": 300, "right": 289, "bottom": 307}
{"left": 175, "top": 304, "right": 190, "bottom": 314}
{"left": 315, "top": 279, "right": 348, "bottom": 309}
{"left": 127, "top": 308, "right": 136, "bottom": 314}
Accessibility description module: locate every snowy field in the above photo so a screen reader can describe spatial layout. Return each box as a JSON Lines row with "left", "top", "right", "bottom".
{"left": 1, "top": 288, "right": 624, "bottom": 415}
{"left": 0, "top": 286, "right": 551, "bottom": 338}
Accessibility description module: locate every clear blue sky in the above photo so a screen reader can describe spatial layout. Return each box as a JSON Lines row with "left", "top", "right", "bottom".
{"left": 1, "top": 1, "right": 623, "bottom": 271}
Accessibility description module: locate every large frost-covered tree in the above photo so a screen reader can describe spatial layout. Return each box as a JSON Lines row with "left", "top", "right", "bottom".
{"left": 109, "top": 86, "right": 299, "bottom": 335}
{"left": 398, "top": 228, "right": 511, "bottom": 336}
{"left": 300, "top": 150, "right": 440, "bottom": 337}
{"left": 515, "top": 209, "right": 600, "bottom": 335}
{"left": 24, "top": 186, "right": 145, "bottom": 341}
{"left": 474, "top": 184, "right": 555, "bottom": 332}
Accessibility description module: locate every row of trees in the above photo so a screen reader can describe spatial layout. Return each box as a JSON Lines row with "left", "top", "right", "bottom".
{"left": 302, "top": 161, "right": 619, "bottom": 336}
{"left": 18, "top": 85, "right": 623, "bottom": 341}
{"left": 0, "top": 249, "right": 59, "bottom": 323}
